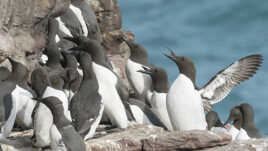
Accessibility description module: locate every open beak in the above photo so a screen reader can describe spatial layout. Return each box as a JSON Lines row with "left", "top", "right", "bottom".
{"left": 137, "top": 66, "right": 153, "bottom": 75}
{"left": 163, "top": 48, "right": 176, "bottom": 61}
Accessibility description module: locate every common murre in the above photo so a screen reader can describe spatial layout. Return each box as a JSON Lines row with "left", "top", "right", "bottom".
{"left": 35, "top": 96, "right": 86, "bottom": 151}
{"left": 121, "top": 37, "right": 154, "bottom": 104}
{"left": 138, "top": 66, "right": 173, "bottom": 130}
{"left": 225, "top": 103, "right": 261, "bottom": 139}
{"left": 64, "top": 36, "right": 131, "bottom": 128}
{"left": 70, "top": 52, "right": 104, "bottom": 140}
{"left": 164, "top": 50, "right": 262, "bottom": 131}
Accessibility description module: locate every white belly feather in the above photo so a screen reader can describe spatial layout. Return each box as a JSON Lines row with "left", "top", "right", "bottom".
{"left": 151, "top": 92, "right": 173, "bottom": 130}
{"left": 93, "top": 63, "right": 128, "bottom": 128}
{"left": 129, "top": 104, "right": 152, "bottom": 125}
{"left": 167, "top": 74, "right": 207, "bottom": 131}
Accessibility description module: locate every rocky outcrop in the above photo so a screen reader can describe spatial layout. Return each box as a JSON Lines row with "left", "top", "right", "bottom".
{"left": 0, "top": 0, "right": 70, "bottom": 70}
{"left": 2, "top": 125, "right": 268, "bottom": 151}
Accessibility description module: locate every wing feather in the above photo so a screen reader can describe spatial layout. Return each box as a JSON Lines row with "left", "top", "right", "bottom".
{"left": 199, "top": 54, "right": 263, "bottom": 111}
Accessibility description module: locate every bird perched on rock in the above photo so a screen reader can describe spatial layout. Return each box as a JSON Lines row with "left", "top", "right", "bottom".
{"left": 225, "top": 103, "right": 261, "bottom": 139}
{"left": 36, "top": 96, "right": 86, "bottom": 151}
{"left": 138, "top": 66, "right": 173, "bottom": 130}
{"left": 121, "top": 37, "right": 154, "bottom": 104}
{"left": 70, "top": 52, "right": 104, "bottom": 140}
{"left": 64, "top": 36, "right": 131, "bottom": 128}
{"left": 164, "top": 50, "right": 262, "bottom": 131}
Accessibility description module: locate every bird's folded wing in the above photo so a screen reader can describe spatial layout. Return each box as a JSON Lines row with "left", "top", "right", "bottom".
{"left": 198, "top": 54, "right": 262, "bottom": 110}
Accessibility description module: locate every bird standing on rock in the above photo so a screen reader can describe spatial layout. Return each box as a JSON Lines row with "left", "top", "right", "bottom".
{"left": 164, "top": 50, "right": 262, "bottom": 131}
{"left": 225, "top": 103, "right": 261, "bottom": 139}
{"left": 138, "top": 66, "right": 173, "bottom": 130}
{"left": 70, "top": 52, "right": 104, "bottom": 140}
{"left": 122, "top": 37, "right": 154, "bottom": 104}
{"left": 65, "top": 36, "right": 130, "bottom": 129}
{"left": 36, "top": 96, "right": 86, "bottom": 151}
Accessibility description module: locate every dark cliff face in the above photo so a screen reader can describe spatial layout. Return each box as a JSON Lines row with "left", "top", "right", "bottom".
{"left": 0, "top": 0, "right": 70, "bottom": 71}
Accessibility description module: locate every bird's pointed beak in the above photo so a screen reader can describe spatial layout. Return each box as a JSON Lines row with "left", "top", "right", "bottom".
{"left": 137, "top": 69, "right": 152, "bottom": 75}
{"left": 137, "top": 66, "right": 153, "bottom": 75}
{"left": 63, "top": 36, "right": 80, "bottom": 45}
{"left": 163, "top": 48, "right": 176, "bottom": 61}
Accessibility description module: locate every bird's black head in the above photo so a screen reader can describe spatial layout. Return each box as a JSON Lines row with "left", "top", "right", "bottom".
{"left": 138, "top": 66, "right": 169, "bottom": 93}
{"left": 61, "top": 51, "right": 78, "bottom": 69}
{"left": 121, "top": 37, "right": 148, "bottom": 62}
{"left": 206, "top": 111, "right": 224, "bottom": 130}
{"left": 224, "top": 106, "right": 243, "bottom": 129}
{"left": 31, "top": 68, "right": 51, "bottom": 97}
{"left": 64, "top": 36, "right": 105, "bottom": 65}
{"left": 164, "top": 50, "right": 196, "bottom": 84}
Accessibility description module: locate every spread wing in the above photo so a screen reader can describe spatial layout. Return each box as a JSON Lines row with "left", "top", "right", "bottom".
{"left": 199, "top": 54, "right": 262, "bottom": 111}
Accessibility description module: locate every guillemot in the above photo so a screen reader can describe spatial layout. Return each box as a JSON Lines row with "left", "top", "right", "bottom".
{"left": 121, "top": 37, "right": 154, "bottom": 103}
{"left": 225, "top": 103, "right": 261, "bottom": 139}
{"left": 164, "top": 50, "right": 262, "bottom": 131}
{"left": 61, "top": 52, "right": 82, "bottom": 102}
{"left": 31, "top": 68, "right": 70, "bottom": 148}
{"left": 70, "top": 0, "right": 102, "bottom": 41}
{"left": 70, "top": 52, "right": 104, "bottom": 140}
{"left": 36, "top": 96, "right": 86, "bottom": 151}
{"left": 64, "top": 36, "right": 131, "bottom": 128}
{"left": 138, "top": 66, "right": 173, "bottom": 130}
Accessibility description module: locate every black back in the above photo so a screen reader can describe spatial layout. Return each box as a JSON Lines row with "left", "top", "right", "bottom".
{"left": 31, "top": 68, "right": 51, "bottom": 97}
{"left": 240, "top": 103, "right": 262, "bottom": 138}
{"left": 70, "top": 52, "right": 102, "bottom": 137}
{"left": 71, "top": 0, "right": 102, "bottom": 42}
{"left": 38, "top": 96, "right": 86, "bottom": 151}
{"left": 123, "top": 39, "right": 153, "bottom": 67}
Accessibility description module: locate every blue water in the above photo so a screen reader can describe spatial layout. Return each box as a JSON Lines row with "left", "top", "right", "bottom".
{"left": 118, "top": 0, "right": 268, "bottom": 135}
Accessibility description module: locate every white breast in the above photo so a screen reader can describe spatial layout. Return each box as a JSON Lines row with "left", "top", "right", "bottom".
{"left": 33, "top": 103, "right": 53, "bottom": 147}
{"left": 126, "top": 59, "right": 152, "bottom": 98}
{"left": 55, "top": 17, "right": 72, "bottom": 37}
{"left": 151, "top": 92, "right": 173, "bottom": 130}
{"left": 42, "top": 87, "right": 71, "bottom": 121}
{"left": 235, "top": 128, "right": 250, "bottom": 141}
{"left": 129, "top": 104, "right": 152, "bottom": 125}
{"left": 92, "top": 63, "right": 129, "bottom": 128}
{"left": 69, "top": 4, "right": 88, "bottom": 37}
{"left": 166, "top": 74, "right": 207, "bottom": 131}
{"left": 13, "top": 86, "right": 36, "bottom": 128}
{"left": 228, "top": 125, "right": 240, "bottom": 141}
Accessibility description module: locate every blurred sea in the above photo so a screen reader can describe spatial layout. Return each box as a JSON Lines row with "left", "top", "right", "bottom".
{"left": 117, "top": 0, "right": 268, "bottom": 135}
